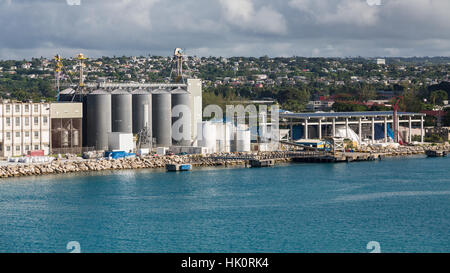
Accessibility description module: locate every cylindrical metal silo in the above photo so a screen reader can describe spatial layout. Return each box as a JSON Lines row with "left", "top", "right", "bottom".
{"left": 152, "top": 88, "right": 172, "bottom": 147}
{"left": 131, "top": 89, "right": 152, "bottom": 134}
{"left": 171, "top": 88, "right": 191, "bottom": 146}
{"left": 86, "top": 89, "right": 112, "bottom": 150}
{"left": 82, "top": 95, "right": 88, "bottom": 147}
{"left": 111, "top": 89, "right": 132, "bottom": 133}
{"left": 73, "top": 130, "right": 79, "bottom": 147}
{"left": 62, "top": 130, "right": 69, "bottom": 147}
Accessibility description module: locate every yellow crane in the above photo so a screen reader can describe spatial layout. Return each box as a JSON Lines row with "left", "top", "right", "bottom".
{"left": 54, "top": 54, "right": 63, "bottom": 102}
{"left": 76, "top": 53, "right": 88, "bottom": 88}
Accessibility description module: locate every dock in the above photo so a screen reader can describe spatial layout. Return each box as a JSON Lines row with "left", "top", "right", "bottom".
{"left": 249, "top": 159, "right": 275, "bottom": 168}
{"left": 291, "top": 152, "right": 382, "bottom": 163}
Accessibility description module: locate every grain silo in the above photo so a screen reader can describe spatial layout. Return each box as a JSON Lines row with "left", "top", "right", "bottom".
{"left": 152, "top": 88, "right": 172, "bottom": 147}
{"left": 171, "top": 88, "right": 191, "bottom": 146}
{"left": 86, "top": 89, "right": 112, "bottom": 150}
{"left": 131, "top": 89, "right": 152, "bottom": 137}
{"left": 111, "top": 89, "right": 132, "bottom": 133}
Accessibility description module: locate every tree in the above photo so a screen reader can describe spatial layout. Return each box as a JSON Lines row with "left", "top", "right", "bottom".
{"left": 332, "top": 102, "right": 368, "bottom": 112}
{"left": 429, "top": 90, "right": 448, "bottom": 106}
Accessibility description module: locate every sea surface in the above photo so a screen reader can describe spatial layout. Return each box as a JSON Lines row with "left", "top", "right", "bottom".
{"left": 0, "top": 156, "right": 449, "bottom": 253}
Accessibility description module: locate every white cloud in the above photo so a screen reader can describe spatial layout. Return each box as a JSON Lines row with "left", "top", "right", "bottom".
{"left": 218, "top": 0, "right": 287, "bottom": 34}
{"left": 0, "top": 0, "right": 449, "bottom": 58}
{"left": 289, "top": 0, "right": 380, "bottom": 26}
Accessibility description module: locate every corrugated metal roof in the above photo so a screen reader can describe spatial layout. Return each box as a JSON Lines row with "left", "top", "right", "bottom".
{"left": 171, "top": 87, "right": 188, "bottom": 94}
{"left": 280, "top": 111, "right": 426, "bottom": 118}
{"left": 151, "top": 88, "right": 169, "bottom": 94}
{"left": 131, "top": 89, "right": 150, "bottom": 95}
{"left": 89, "top": 89, "right": 110, "bottom": 95}
{"left": 111, "top": 89, "right": 130, "bottom": 95}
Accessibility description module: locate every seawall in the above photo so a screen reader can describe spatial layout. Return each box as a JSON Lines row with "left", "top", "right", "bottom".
{"left": 0, "top": 144, "right": 448, "bottom": 179}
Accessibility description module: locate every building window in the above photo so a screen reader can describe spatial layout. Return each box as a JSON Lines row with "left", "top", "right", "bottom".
{"left": 25, "top": 105, "right": 30, "bottom": 112}
{"left": 25, "top": 132, "right": 30, "bottom": 137}
{"left": 15, "top": 105, "right": 20, "bottom": 112}
{"left": 15, "top": 117, "right": 20, "bottom": 126}
{"left": 6, "top": 132, "right": 11, "bottom": 140}
{"left": 34, "top": 105, "right": 39, "bottom": 112}
{"left": 34, "top": 145, "right": 39, "bottom": 150}
{"left": 6, "top": 146, "right": 11, "bottom": 152}
{"left": 16, "top": 132, "right": 20, "bottom": 138}
{"left": 34, "top": 117, "right": 39, "bottom": 126}
{"left": 6, "top": 117, "right": 11, "bottom": 126}
{"left": 25, "top": 145, "right": 30, "bottom": 151}
{"left": 15, "top": 146, "right": 20, "bottom": 152}
{"left": 5, "top": 105, "right": 11, "bottom": 113}
{"left": 34, "top": 131, "right": 39, "bottom": 139}
{"left": 25, "top": 117, "right": 29, "bottom": 126}
{"left": 43, "top": 116, "right": 48, "bottom": 124}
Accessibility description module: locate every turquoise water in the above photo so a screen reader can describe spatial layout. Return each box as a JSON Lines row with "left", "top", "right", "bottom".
{"left": 0, "top": 156, "right": 449, "bottom": 253}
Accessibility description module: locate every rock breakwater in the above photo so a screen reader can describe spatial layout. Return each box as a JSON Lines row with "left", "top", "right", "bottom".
{"left": 0, "top": 145, "right": 448, "bottom": 179}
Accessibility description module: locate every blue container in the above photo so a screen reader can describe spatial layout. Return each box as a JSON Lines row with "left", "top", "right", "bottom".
{"left": 105, "top": 151, "right": 127, "bottom": 159}
{"left": 179, "top": 164, "right": 192, "bottom": 171}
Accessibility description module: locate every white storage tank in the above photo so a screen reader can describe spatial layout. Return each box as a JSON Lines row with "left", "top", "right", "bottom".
{"left": 198, "top": 121, "right": 217, "bottom": 154}
{"left": 216, "top": 121, "right": 233, "bottom": 153}
{"left": 235, "top": 129, "right": 251, "bottom": 152}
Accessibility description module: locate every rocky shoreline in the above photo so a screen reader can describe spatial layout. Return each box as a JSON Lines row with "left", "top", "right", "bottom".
{"left": 0, "top": 144, "right": 448, "bottom": 179}
{"left": 360, "top": 143, "right": 450, "bottom": 156}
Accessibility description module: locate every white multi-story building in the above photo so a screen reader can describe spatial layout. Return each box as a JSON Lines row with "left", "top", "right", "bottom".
{"left": 0, "top": 100, "right": 51, "bottom": 157}
{"left": 376, "top": 58, "right": 386, "bottom": 65}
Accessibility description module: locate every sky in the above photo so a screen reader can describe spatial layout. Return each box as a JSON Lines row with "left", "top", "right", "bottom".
{"left": 0, "top": 0, "right": 449, "bottom": 59}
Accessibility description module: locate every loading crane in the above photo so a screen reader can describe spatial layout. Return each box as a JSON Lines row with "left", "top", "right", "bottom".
{"left": 76, "top": 53, "right": 88, "bottom": 90}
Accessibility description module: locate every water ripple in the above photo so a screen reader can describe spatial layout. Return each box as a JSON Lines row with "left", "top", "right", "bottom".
{"left": 333, "top": 190, "right": 450, "bottom": 203}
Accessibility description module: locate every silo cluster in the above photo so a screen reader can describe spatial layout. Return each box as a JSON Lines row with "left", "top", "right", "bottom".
{"left": 82, "top": 86, "right": 195, "bottom": 151}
